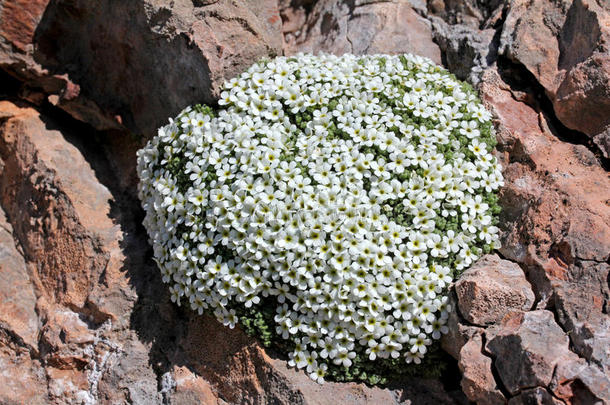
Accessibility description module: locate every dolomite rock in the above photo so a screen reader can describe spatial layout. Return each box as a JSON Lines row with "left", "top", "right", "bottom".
{"left": 454, "top": 254, "right": 535, "bottom": 326}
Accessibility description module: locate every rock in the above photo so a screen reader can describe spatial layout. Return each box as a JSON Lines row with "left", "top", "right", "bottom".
{"left": 0, "top": 101, "right": 132, "bottom": 320}
{"left": 458, "top": 333, "right": 505, "bottom": 405}
{"left": 279, "top": 0, "right": 315, "bottom": 35}
{"left": 1, "top": 1, "right": 610, "bottom": 403}
{"left": 441, "top": 291, "right": 483, "bottom": 359}
{"left": 553, "top": 0, "right": 610, "bottom": 138}
{"left": 426, "top": 0, "right": 504, "bottom": 27}
{"left": 0, "top": 210, "right": 47, "bottom": 404}
{"left": 0, "top": 332, "right": 48, "bottom": 404}
{"left": 454, "top": 254, "right": 535, "bottom": 326}
{"left": 552, "top": 262, "right": 610, "bottom": 373}
{"left": 283, "top": 0, "right": 441, "bottom": 64}
{"left": 430, "top": 19, "right": 497, "bottom": 84}
{"left": 485, "top": 310, "right": 572, "bottom": 395}
{"left": 479, "top": 64, "right": 610, "bottom": 325}
{"left": 499, "top": 0, "right": 571, "bottom": 94}
{"left": 499, "top": 0, "right": 610, "bottom": 141}
{"left": 508, "top": 387, "right": 563, "bottom": 405}
{"left": 550, "top": 356, "right": 610, "bottom": 404}
{"left": 553, "top": 53, "right": 610, "bottom": 138}
{"left": 0, "top": 0, "right": 283, "bottom": 134}
{"left": 593, "top": 128, "right": 610, "bottom": 158}
{"left": 168, "top": 366, "right": 226, "bottom": 405}
{"left": 0, "top": 101, "right": 166, "bottom": 404}
{"left": 0, "top": 206, "right": 39, "bottom": 350}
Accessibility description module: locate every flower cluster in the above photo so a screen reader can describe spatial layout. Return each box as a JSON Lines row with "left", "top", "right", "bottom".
{"left": 137, "top": 53, "right": 503, "bottom": 383}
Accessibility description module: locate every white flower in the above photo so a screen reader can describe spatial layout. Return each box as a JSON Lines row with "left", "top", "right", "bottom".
{"left": 137, "top": 53, "right": 503, "bottom": 384}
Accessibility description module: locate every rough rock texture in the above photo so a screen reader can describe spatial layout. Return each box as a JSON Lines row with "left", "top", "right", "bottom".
{"left": 0, "top": 206, "right": 48, "bottom": 404}
{"left": 1, "top": 0, "right": 610, "bottom": 403}
{"left": 0, "top": 99, "right": 464, "bottom": 405}
{"left": 499, "top": 0, "right": 610, "bottom": 151}
{"left": 424, "top": 0, "right": 505, "bottom": 84}
{"left": 0, "top": 0, "right": 283, "bottom": 134}
{"left": 457, "top": 333, "right": 505, "bottom": 404}
{"left": 486, "top": 310, "right": 572, "bottom": 395}
{"left": 454, "top": 254, "right": 535, "bottom": 325}
{"left": 282, "top": 0, "right": 442, "bottom": 64}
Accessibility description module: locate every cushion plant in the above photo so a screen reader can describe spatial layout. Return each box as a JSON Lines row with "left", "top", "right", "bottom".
{"left": 137, "top": 53, "right": 503, "bottom": 384}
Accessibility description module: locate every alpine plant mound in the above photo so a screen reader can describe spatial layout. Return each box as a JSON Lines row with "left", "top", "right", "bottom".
{"left": 137, "top": 53, "right": 503, "bottom": 384}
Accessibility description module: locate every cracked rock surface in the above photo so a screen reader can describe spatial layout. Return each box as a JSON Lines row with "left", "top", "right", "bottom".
{"left": 0, "top": 0, "right": 609, "bottom": 403}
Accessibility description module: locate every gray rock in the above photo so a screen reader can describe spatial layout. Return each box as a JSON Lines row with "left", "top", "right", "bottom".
{"left": 429, "top": 16, "right": 497, "bottom": 84}
{"left": 550, "top": 356, "right": 610, "bottom": 404}
{"left": 485, "top": 310, "right": 572, "bottom": 395}
{"left": 283, "top": 0, "right": 441, "bottom": 64}
{"left": 508, "top": 387, "right": 563, "bottom": 405}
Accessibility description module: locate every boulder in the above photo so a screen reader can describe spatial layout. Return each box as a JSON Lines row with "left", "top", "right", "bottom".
{"left": 479, "top": 65, "right": 610, "bottom": 334}
{"left": 0, "top": 101, "right": 132, "bottom": 319}
{"left": 500, "top": 0, "right": 610, "bottom": 142}
{"left": 0, "top": 206, "right": 39, "bottom": 350}
{"left": 430, "top": 21, "right": 497, "bottom": 84}
{"left": 454, "top": 254, "right": 535, "bottom": 326}
{"left": 283, "top": 0, "right": 441, "bottom": 64}
{"left": 0, "top": 0, "right": 283, "bottom": 134}
{"left": 426, "top": 0, "right": 504, "bottom": 27}
{"left": 440, "top": 291, "right": 482, "bottom": 359}
{"left": 485, "top": 310, "right": 572, "bottom": 395}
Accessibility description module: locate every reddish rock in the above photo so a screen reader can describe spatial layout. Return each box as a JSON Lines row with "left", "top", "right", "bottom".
{"left": 1, "top": 2, "right": 609, "bottom": 403}
{"left": 499, "top": 0, "right": 570, "bottom": 94}
{"left": 0, "top": 0, "right": 50, "bottom": 51}
{"left": 486, "top": 311, "right": 572, "bottom": 395}
{"left": 169, "top": 366, "right": 226, "bottom": 405}
{"left": 279, "top": 0, "right": 311, "bottom": 35}
{"left": 0, "top": 101, "right": 133, "bottom": 320}
{"left": 441, "top": 291, "right": 483, "bottom": 359}
{"left": 480, "top": 63, "right": 610, "bottom": 314}
{"left": 458, "top": 333, "right": 505, "bottom": 405}
{"left": 0, "top": 206, "right": 39, "bottom": 350}
{"left": 455, "top": 254, "right": 535, "bottom": 326}
{"left": 0, "top": 0, "right": 282, "bottom": 134}
{"left": 554, "top": 53, "right": 610, "bottom": 138}
{"left": 550, "top": 356, "right": 610, "bottom": 404}
{"left": 283, "top": 0, "right": 441, "bottom": 64}
{"left": 46, "top": 366, "right": 91, "bottom": 403}
{"left": 500, "top": 0, "right": 610, "bottom": 141}
{"left": 0, "top": 334, "right": 48, "bottom": 404}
